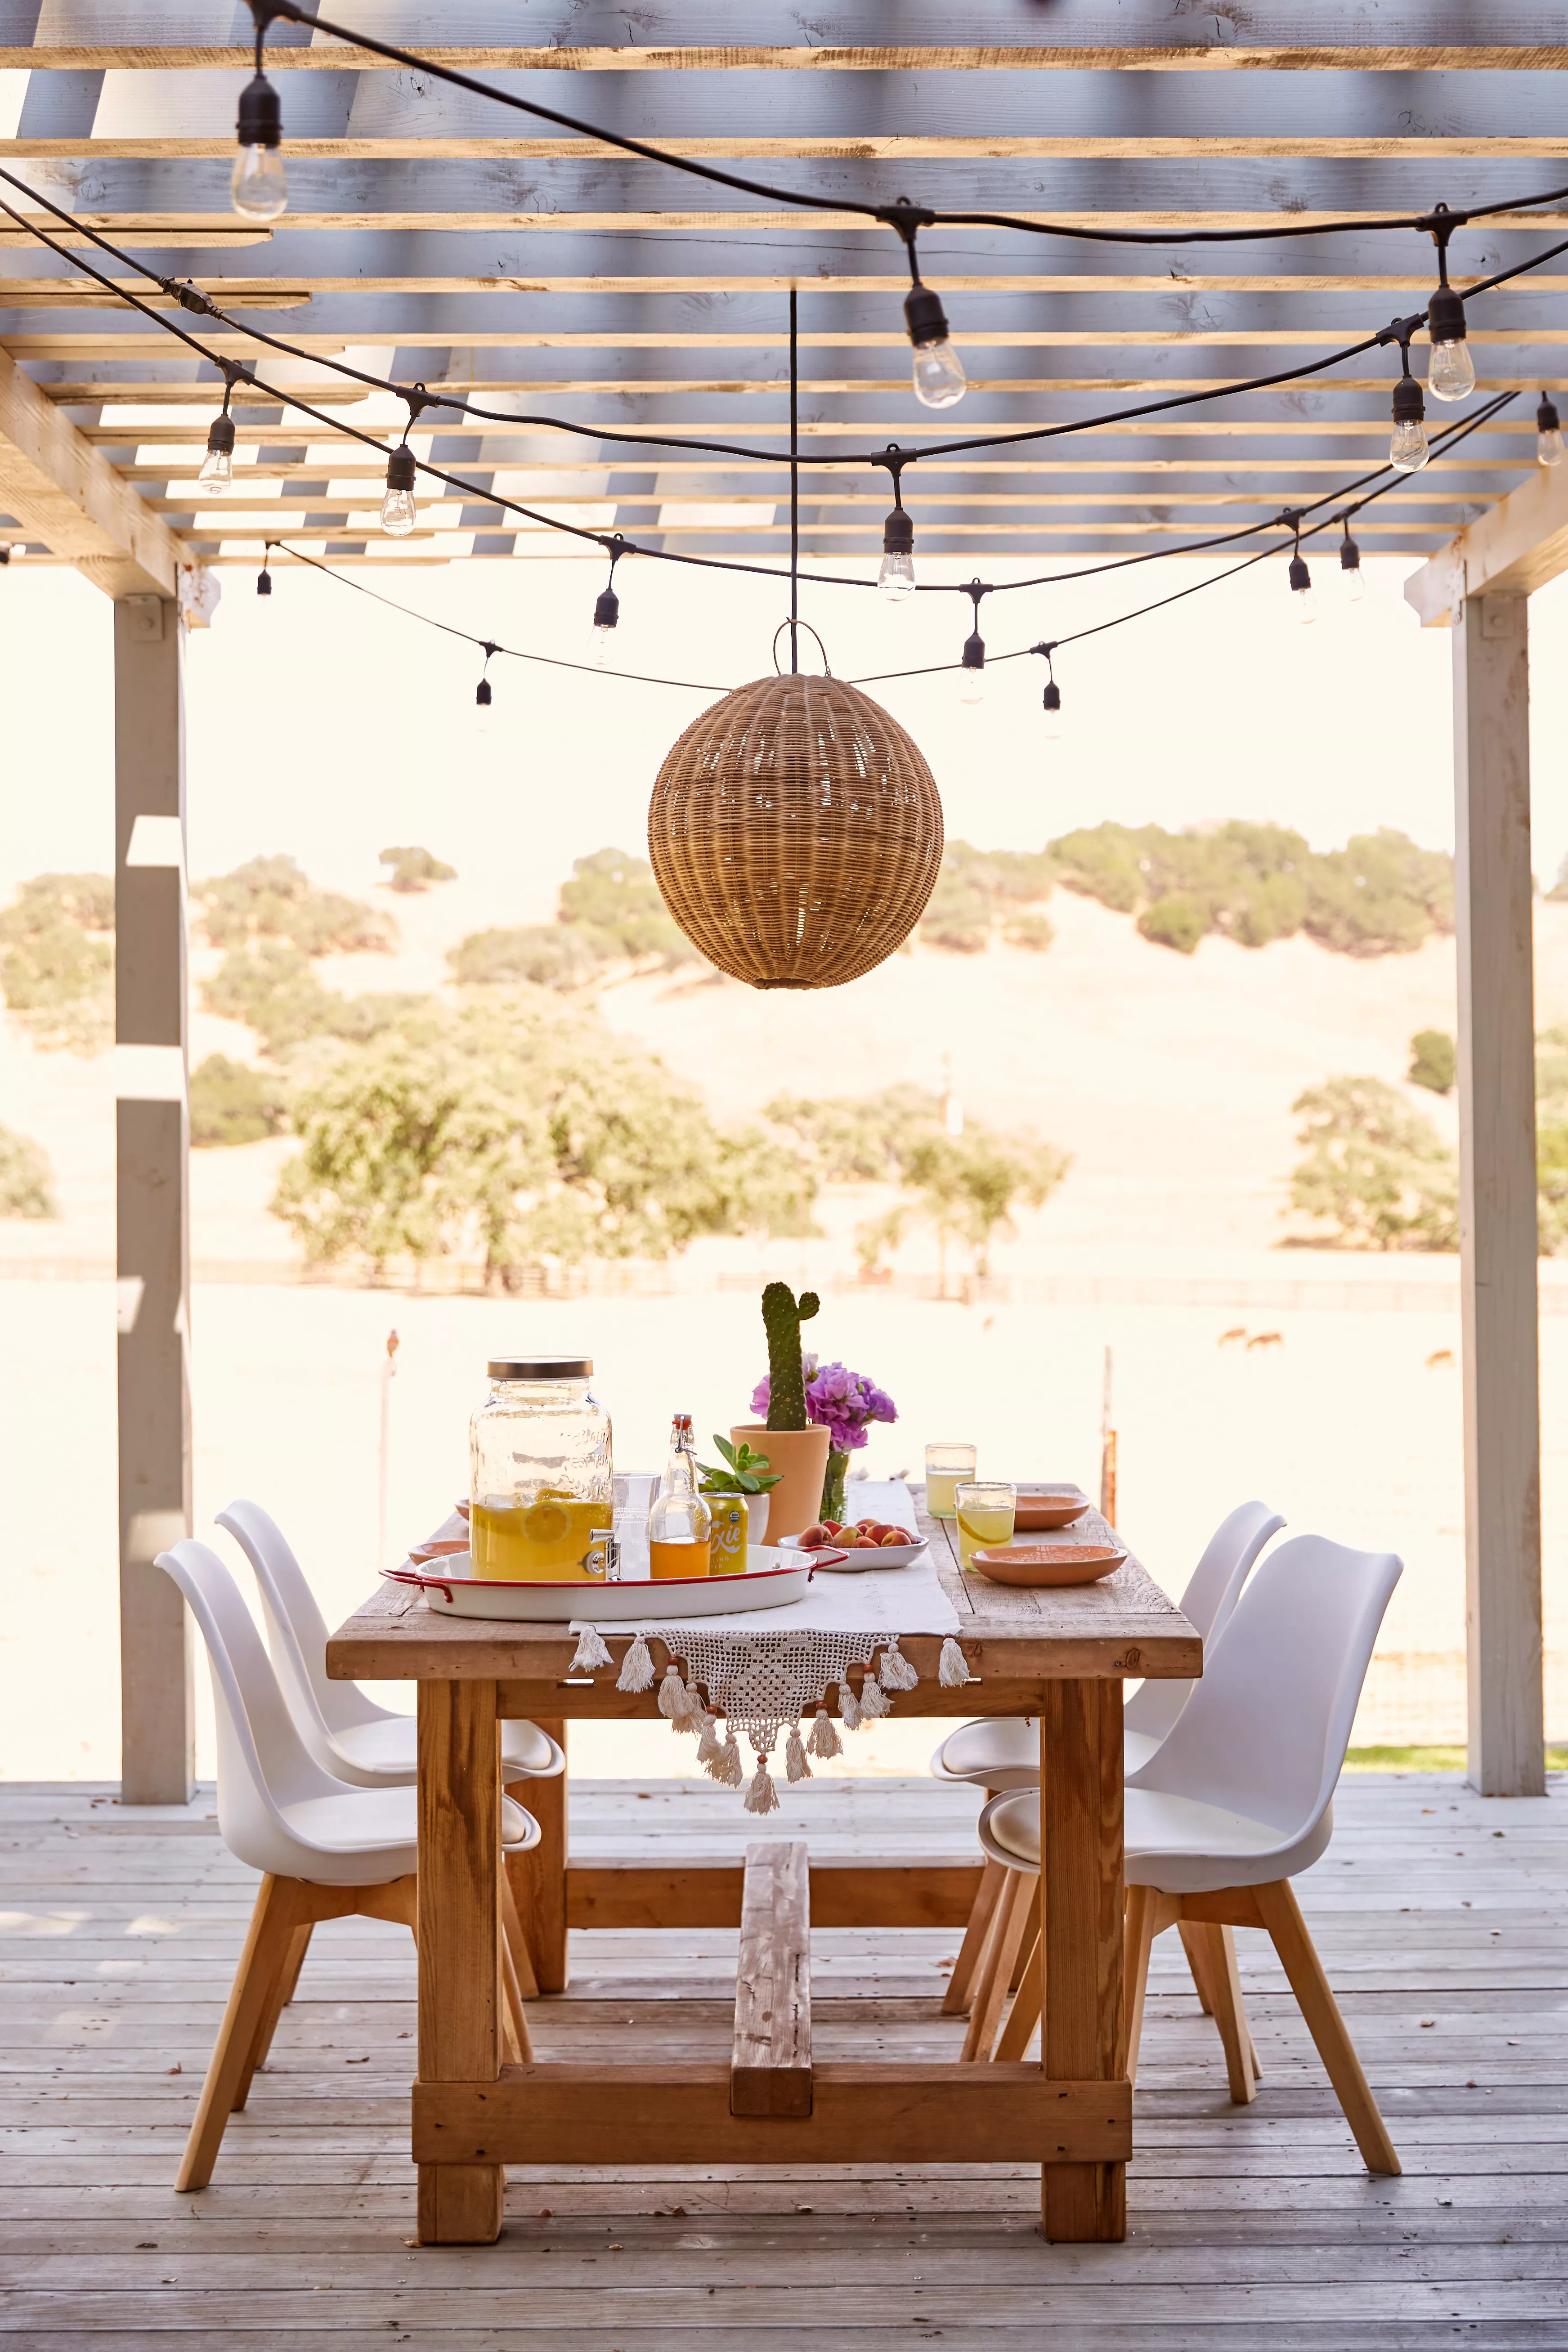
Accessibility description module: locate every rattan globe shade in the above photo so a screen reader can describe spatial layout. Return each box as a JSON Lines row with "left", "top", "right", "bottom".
{"left": 647, "top": 672, "right": 945, "bottom": 990}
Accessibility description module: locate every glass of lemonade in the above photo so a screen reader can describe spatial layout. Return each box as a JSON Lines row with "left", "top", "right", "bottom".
{"left": 925, "top": 1442, "right": 977, "bottom": 1519}
{"left": 954, "top": 1479, "right": 1016, "bottom": 1568}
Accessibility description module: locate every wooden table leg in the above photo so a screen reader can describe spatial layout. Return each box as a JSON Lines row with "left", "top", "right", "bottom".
{"left": 508, "top": 1716, "right": 568, "bottom": 1994}
{"left": 417, "top": 1679, "right": 504, "bottom": 2244}
{"left": 1040, "top": 1679, "right": 1124, "bottom": 2242}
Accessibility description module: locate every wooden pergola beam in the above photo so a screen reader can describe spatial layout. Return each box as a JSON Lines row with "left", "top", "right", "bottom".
{"left": 0, "top": 342, "right": 178, "bottom": 595}
{"left": 1405, "top": 462, "right": 1568, "bottom": 627}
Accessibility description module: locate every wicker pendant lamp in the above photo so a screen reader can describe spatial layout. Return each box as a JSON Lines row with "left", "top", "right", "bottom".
{"left": 647, "top": 663, "right": 945, "bottom": 990}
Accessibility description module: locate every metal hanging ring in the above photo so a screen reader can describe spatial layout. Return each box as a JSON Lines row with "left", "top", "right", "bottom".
{"left": 771, "top": 619, "right": 832, "bottom": 676}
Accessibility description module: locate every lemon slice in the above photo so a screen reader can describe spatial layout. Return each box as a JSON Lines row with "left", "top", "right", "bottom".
{"left": 522, "top": 1501, "right": 572, "bottom": 1545}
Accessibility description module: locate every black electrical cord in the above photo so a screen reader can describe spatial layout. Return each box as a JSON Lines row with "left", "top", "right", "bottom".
{"left": 248, "top": 0, "right": 1568, "bottom": 253}
{"left": 262, "top": 541, "right": 731, "bottom": 690}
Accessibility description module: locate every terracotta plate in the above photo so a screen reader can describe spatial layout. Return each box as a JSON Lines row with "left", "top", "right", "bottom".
{"left": 967, "top": 1541, "right": 1126, "bottom": 1588}
{"left": 1012, "top": 1487, "right": 1091, "bottom": 1532}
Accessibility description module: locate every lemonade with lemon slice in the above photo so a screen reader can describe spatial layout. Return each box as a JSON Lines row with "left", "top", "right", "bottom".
{"left": 954, "top": 1480, "right": 1017, "bottom": 1569}
{"left": 471, "top": 1488, "right": 607, "bottom": 1579}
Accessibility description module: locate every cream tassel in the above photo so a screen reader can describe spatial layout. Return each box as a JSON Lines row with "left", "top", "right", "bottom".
{"left": 878, "top": 1637, "right": 918, "bottom": 1691}
{"left": 695, "top": 1711, "right": 723, "bottom": 1766}
{"left": 784, "top": 1723, "right": 811, "bottom": 1783}
{"left": 616, "top": 1634, "right": 655, "bottom": 1693}
{"left": 856, "top": 1672, "right": 891, "bottom": 1720}
{"left": 569, "top": 1624, "right": 612, "bottom": 1673}
{"left": 938, "top": 1636, "right": 973, "bottom": 1688}
{"left": 838, "top": 1680, "right": 861, "bottom": 1731}
{"left": 743, "top": 1756, "right": 780, "bottom": 1815}
{"left": 657, "top": 1664, "right": 688, "bottom": 1719}
{"left": 806, "top": 1707, "right": 842, "bottom": 1759}
{"left": 709, "top": 1727, "right": 744, "bottom": 1787}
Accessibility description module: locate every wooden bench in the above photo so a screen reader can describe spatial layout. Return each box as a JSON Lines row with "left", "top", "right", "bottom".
{"left": 730, "top": 1841, "right": 811, "bottom": 2119}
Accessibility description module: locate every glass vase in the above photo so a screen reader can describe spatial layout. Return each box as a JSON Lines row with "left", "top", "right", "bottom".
{"left": 820, "top": 1447, "right": 850, "bottom": 1525}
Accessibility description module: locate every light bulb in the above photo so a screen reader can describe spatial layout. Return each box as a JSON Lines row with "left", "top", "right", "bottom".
{"left": 1428, "top": 337, "right": 1475, "bottom": 403}
{"left": 878, "top": 547, "right": 916, "bottom": 601}
{"left": 1343, "top": 562, "right": 1366, "bottom": 602}
{"left": 231, "top": 142, "right": 287, "bottom": 222}
{"left": 591, "top": 583, "right": 619, "bottom": 664}
{"left": 380, "top": 485, "right": 417, "bottom": 535}
{"left": 592, "top": 624, "right": 614, "bottom": 667}
{"left": 197, "top": 444, "right": 233, "bottom": 493}
{"left": 1390, "top": 415, "right": 1429, "bottom": 472}
{"left": 1041, "top": 681, "right": 1062, "bottom": 738}
{"left": 475, "top": 678, "right": 493, "bottom": 732}
{"left": 912, "top": 337, "right": 967, "bottom": 410}
{"left": 1293, "top": 582, "right": 1317, "bottom": 625}
{"left": 959, "top": 668, "right": 986, "bottom": 705}
{"left": 1538, "top": 397, "right": 1564, "bottom": 466}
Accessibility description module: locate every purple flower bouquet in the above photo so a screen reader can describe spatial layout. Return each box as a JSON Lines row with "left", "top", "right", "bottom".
{"left": 751, "top": 1357, "right": 897, "bottom": 1521}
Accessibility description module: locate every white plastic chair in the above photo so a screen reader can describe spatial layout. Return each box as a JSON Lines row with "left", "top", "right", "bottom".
{"left": 931, "top": 1499, "right": 1283, "bottom": 2034}
{"left": 216, "top": 1498, "right": 564, "bottom": 1788}
{"left": 974, "top": 1532, "right": 1403, "bottom": 2176}
{"left": 157, "top": 1538, "right": 540, "bottom": 2191}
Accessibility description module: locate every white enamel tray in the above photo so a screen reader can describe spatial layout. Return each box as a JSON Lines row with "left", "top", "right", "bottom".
{"left": 384, "top": 1544, "right": 830, "bottom": 1622}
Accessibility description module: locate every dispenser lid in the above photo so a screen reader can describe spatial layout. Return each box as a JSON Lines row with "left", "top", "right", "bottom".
{"left": 488, "top": 1355, "right": 593, "bottom": 1380}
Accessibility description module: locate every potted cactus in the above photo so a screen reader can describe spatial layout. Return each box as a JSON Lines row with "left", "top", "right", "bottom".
{"left": 728, "top": 1281, "right": 831, "bottom": 1541}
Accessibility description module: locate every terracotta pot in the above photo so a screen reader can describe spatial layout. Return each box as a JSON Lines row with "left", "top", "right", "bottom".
{"left": 729, "top": 1423, "right": 829, "bottom": 1545}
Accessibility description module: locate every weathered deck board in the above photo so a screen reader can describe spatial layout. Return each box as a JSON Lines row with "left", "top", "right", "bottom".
{"left": 0, "top": 1773, "right": 1563, "bottom": 2344}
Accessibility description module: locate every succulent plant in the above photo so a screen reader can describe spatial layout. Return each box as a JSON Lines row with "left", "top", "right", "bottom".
{"left": 760, "top": 1280, "right": 820, "bottom": 1431}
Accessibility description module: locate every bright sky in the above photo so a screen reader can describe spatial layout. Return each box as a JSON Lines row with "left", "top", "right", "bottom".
{"left": 5, "top": 543, "right": 1568, "bottom": 914}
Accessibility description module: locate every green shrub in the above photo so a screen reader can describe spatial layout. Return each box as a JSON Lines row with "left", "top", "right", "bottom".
{"left": 1408, "top": 1029, "right": 1456, "bottom": 1094}
{"left": 448, "top": 926, "right": 601, "bottom": 991}
{"left": 764, "top": 1085, "right": 945, "bottom": 1183}
{"left": 1050, "top": 823, "right": 1145, "bottom": 913}
{"left": 1538, "top": 1119, "right": 1568, "bottom": 1254}
{"left": 0, "top": 873, "right": 114, "bottom": 1053}
{"left": 1288, "top": 1075, "right": 1458, "bottom": 1251}
{"left": 0, "top": 1123, "right": 58, "bottom": 1218}
{"left": 919, "top": 872, "right": 992, "bottom": 953}
{"left": 557, "top": 847, "right": 697, "bottom": 967}
{"left": 920, "top": 843, "right": 1055, "bottom": 954}
{"left": 1004, "top": 911, "right": 1056, "bottom": 952}
{"left": 190, "top": 1056, "right": 290, "bottom": 1147}
{"left": 378, "top": 845, "right": 456, "bottom": 893}
{"left": 196, "top": 855, "right": 395, "bottom": 956}
{"left": 202, "top": 945, "right": 420, "bottom": 1058}
{"left": 1137, "top": 894, "right": 1206, "bottom": 955}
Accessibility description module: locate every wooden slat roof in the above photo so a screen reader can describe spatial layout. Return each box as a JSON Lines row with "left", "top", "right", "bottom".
{"left": 0, "top": 2, "right": 1560, "bottom": 567}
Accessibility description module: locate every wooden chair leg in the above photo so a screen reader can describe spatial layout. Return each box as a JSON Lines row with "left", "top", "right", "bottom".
{"left": 994, "top": 1927, "right": 1042, "bottom": 2061}
{"left": 1252, "top": 1878, "right": 1400, "bottom": 2177}
{"left": 500, "top": 1866, "right": 539, "bottom": 2002}
{"left": 1120, "top": 1885, "right": 1161, "bottom": 2085}
{"left": 233, "top": 1919, "right": 312, "bottom": 2109}
{"left": 1194, "top": 1921, "right": 1256, "bottom": 2104}
{"left": 177, "top": 1875, "right": 314, "bottom": 2192}
{"left": 499, "top": 1927, "right": 533, "bottom": 2063}
{"left": 962, "top": 1871, "right": 1032, "bottom": 2062}
{"left": 1178, "top": 1919, "right": 1216, "bottom": 2014}
{"left": 1008, "top": 1882, "right": 1040, "bottom": 1992}
{"left": 942, "top": 1855, "right": 1005, "bottom": 2016}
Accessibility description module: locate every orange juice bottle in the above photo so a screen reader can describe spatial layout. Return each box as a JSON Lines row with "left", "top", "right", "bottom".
{"left": 647, "top": 1412, "right": 711, "bottom": 1578}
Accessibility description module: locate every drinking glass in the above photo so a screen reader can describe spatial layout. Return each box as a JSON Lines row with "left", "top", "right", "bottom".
{"left": 954, "top": 1479, "right": 1016, "bottom": 1568}
{"left": 925, "top": 1441, "right": 977, "bottom": 1520}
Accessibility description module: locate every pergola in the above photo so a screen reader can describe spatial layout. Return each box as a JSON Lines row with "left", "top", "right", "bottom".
{"left": 0, "top": 3, "right": 1554, "bottom": 1803}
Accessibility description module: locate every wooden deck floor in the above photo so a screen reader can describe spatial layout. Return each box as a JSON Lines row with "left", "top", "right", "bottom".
{"left": 1, "top": 1771, "right": 1564, "bottom": 2347}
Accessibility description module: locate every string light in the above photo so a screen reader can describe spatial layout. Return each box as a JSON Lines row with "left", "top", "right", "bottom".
{"left": 475, "top": 643, "right": 497, "bottom": 728}
{"left": 1424, "top": 206, "right": 1476, "bottom": 403}
{"left": 232, "top": 9, "right": 287, "bottom": 222}
{"left": 1038, "top": 645, "right": 1063, "bottom": 737}
{"left": 1339, "top": 518, "right": 1365, "bottom": 601}
{"left": 887, "top": 204, "right": 967, "bottom": 411}
{"left": 1286, "top": 518, "right": 1316, "bottom": 623}
{"left": 1389, "top": 324, "right": 1431, "bottom": 471}
{"left": 198, "top": 373, "right": 239, "bottom": 493}
{"left": 1538, "top": 392, "right": 1565, "bottom": 466}
{"left": 256, "top": 559, "right": 272, "bottom": 596}
{"left": 591, "top": 542, "right": 623, "bottom": 664}
{"left": 876, "top": 447, "right": 916, "bottom": 602}
{"left": 381, "top": 442, "right": 418, "bottom": 537}
{"left": 959, "top": 581, "right": 988, "bottom": 703}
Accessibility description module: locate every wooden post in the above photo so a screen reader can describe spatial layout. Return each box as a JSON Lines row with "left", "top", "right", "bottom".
{"left": 115, "top": 591, "right": 194, "bottom": 1806}
{"left": 1452, "top": 591, "right": 1545, "bottom": 1798}
{"left": 418, "top": 1679, "right": 505, "bottom": 2243}
{"left": 1039, "top": 1680, "right": 1124, "bottom": 2241}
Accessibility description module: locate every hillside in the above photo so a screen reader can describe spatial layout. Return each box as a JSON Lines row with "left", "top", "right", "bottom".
{"left": 7, "top": 859, "right": 1568, "bottom": 1273}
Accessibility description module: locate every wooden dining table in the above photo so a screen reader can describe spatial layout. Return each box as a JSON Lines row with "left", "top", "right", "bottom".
{"left": 326, "top": 1483, "right": 1199, "bottom": 2248}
